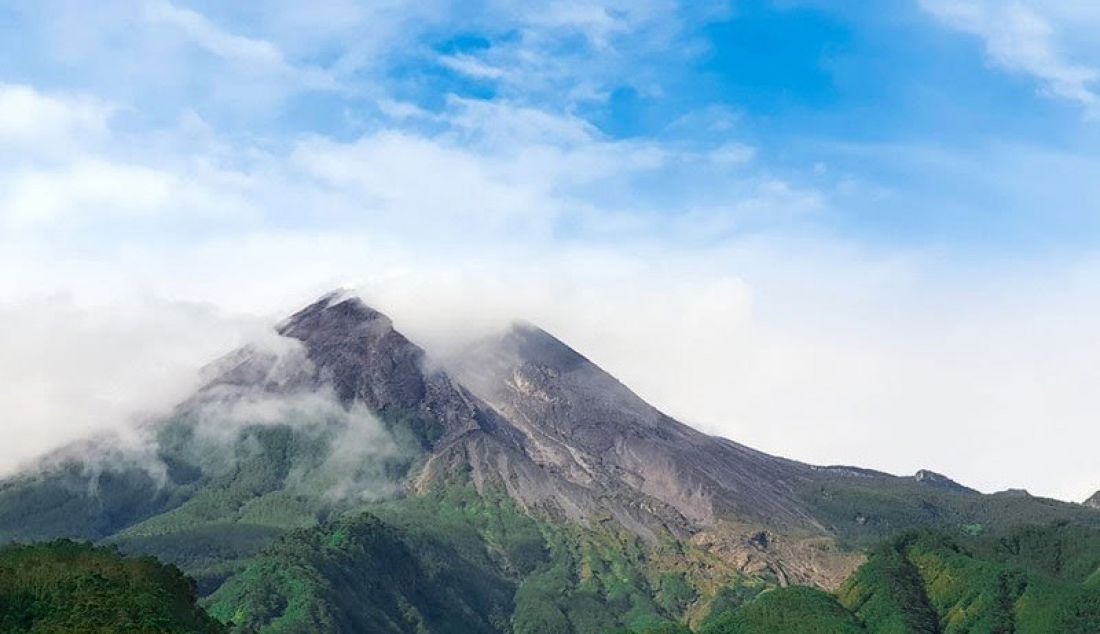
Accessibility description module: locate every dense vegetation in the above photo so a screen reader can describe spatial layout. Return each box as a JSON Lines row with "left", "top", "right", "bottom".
{"left": 206, "top": 482, "right": 756, "bottom": 633}
{"left": 700, "top": 586, "right": 865, "bottom": 634}
{"left": 838, "top": 528, "right": 1100, "bottom": 633}
{"left": 0, "top": 540, "right": 225, "bottom": 633}
{"left": 98, "top": 411, "right": 424, "bottom": 593}
{"left": 2, "top": 493, "right": 1099, "bottom": 633}
{"left": 197, "top": 472, "right": 1100, "bottom": 634}
{"left": 207, "top": 511, "right": 514, "bottom": 633}
{"left": 680, "top": 523, "right": 1100, "bottom": 633}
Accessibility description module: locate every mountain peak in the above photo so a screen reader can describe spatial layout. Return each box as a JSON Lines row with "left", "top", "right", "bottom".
{"left": 275, "top": 292, "right": 425, "bottom": 410}
{"left": 913, "top": 469, "right": 976, "bottom": 494}
{"left": 1085, "top": 490, "right": 1100, "bottom": 509}
{"left": 504, "top": 321, "right": 590, "bottom": 372}
{"left": 277, "top": 290, "right": 391, "bottom": 339}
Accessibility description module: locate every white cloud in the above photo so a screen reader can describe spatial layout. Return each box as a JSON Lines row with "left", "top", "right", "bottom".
{"left": 0, "top": 84, "right": 112, "bottom": 149}
{"left": 0, "top": 295, "right": 266, "bottom": 477}
{"left": 705, "top": 142, "right": 756, "bottom": 166}
{"left": 0, "top": 153, "right": 263, "bottom": 230}
{"left": 1, "top": 160, "right": 174, "bottom": 227}
{"left": 376, "top": 99, "right": 433, "bottom": 121}
{"left": 1, "top": 0, "right": 712, "bottom": 127}
{"left": 144, "top": 0, "right": 338, "bottom": 95}
{"left": 922, "top": 0, "right": 1100, "bottom": 115}
{"left": 439, "top": 54, "right": 506, "bottom": 80}
{"left": 144, "top": 0, "right": 284, "bottom": 68}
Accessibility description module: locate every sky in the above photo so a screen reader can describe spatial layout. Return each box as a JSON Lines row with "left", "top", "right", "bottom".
{"left": 1, "top": 0, "right": 1099, "bottom": 502}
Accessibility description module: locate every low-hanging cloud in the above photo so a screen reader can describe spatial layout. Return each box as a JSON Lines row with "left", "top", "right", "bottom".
{"left": 9, "top": 326, "right": 413, "bottom": 505}
{"left": 0, "top": 295, "right": 267, "bottom": 479}
{"left": 181, "top": 335, "right": 412, "bottom": 502}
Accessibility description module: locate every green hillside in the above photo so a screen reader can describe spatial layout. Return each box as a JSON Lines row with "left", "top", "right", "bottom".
{"left": 838, "top": 528, "right": 1100, "bottom": 633}
{"left": 206, "top": 483, "right": 759, "bottom": 634}
{"left": 206, "top": 511, "right": 1100, "bottom": 633}
{"left": 0, "top": 540, "right": 225, "bottom": 633}
{"left": 2, "top": 488, "right": 1098, "bottom": 633}
{"left": 650, "top": 523, "right": 1100, "bottom": 633}
{"left": 699, "top": 586, "right": 865, "bottom": 634}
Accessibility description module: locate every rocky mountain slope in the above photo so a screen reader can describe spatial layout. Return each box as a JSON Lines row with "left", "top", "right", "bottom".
{"left": 1, "top": 291, "right": 1098, "bottom": 632}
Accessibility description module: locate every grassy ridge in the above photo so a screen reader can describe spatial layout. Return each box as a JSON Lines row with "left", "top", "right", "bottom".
{"left": 838, "top": 529, "right": 1100, "bottom": 633}
{"left": 1, "top": 506, "right": 1098, "bottom": 633}
{"left": 800, "top": 476, "right": 1100, "bottom": 548}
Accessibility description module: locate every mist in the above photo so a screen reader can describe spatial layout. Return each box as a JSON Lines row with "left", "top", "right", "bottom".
{"left": 0, "top": 309, "right": 411, "bottom": 505}
{"left": 180, "top": 335, "right": 411, "bottom": 502}
{"left": 0, "top": 295, "right": 267, "bottom": 478}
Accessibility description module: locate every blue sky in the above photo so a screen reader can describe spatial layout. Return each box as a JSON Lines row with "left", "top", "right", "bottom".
{"left": 2, "top": 0, "right": 1099, "bottom": 250}
{"left": 1, "top": 1, "right": 1099, "bottom": 502}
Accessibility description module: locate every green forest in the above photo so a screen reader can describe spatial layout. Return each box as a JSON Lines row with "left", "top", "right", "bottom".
{"left": 3, "top": 505, "right": 1099, "bottom": 633}
{"left": 0, "top": 540, "right": 225, "bottom": 633}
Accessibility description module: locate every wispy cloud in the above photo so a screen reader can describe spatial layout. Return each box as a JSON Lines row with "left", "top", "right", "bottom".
{"left": 921, "top": 0, "right": 1100, "bottom": 116}
{"left": 143, "top": 0, "right": 338, "bottom": 93}
{"left": 144, "top": 1, "right": 284, "bottom": 68}
{"left": 438, "top": 54, "right": 506, "bottom": 80}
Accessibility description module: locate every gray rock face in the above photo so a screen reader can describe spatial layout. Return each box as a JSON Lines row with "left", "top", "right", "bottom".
{"left": 279, "top": 293, "right": 432, "bottom": 410}
{"left": 262, "top": 298, "right": 827, "bottom": 539}
{"left": 912, "top": 469, "right": 977, "bottom": 494}
{"left": 270, "top": 295, "right": 679, "bottom": 537}
{"left": 274, "top": 292, "right": 495, "bottom": 449}
{"left": 447, "top": 322, "right": 824, "bottom": 533}
{"left": 1086, "top": 491, "right": 1100, "bottom": 509}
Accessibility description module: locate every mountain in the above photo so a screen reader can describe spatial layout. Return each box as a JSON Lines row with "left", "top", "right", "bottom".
{"left": 446, "top": 322, "right": 822, "bottom": 531}
{"left": 1086, "top": 491, "right": 1100, "bottom": 510}
{"left": 1, "top": 291, "right": 1098, "bottom": 632}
